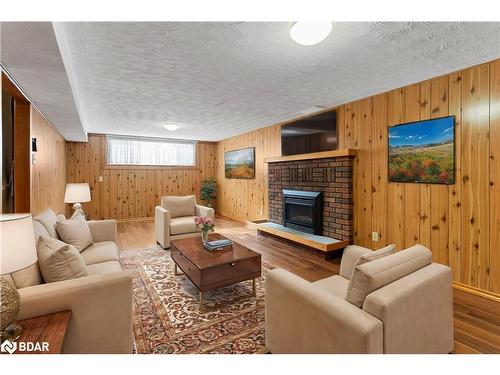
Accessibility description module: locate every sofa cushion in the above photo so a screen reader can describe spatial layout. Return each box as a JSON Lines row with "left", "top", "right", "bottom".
{"left": 81, "top": 241, "right": 120, "bottom": 265}
{"left": 162, "top": 195, "right": 196, "bottom": 218}
{"left": 312, "top": 275, "right": 350, "bottom": 299}
{"left": 86, "top": 261, "right": 123, "bottom": 276}
{"left": 10, "top": 264, "right": 44, "bottom": 289}
{"left": 345, "top": 244, "right": 432, "bottom": 308}
{"left": 56, "top": 217, "right": 94, "bottom": 252}
{"left": 37, "top": 236, "right": 88, "bottom": 283}
{"left": 170, "top": 216, "right": 199, "bottom": 235}
{"left": 33, "top": 208, "right": 59, "bottom": 238}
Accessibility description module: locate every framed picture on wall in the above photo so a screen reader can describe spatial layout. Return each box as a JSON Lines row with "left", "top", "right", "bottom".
{"left": 224, "top": 147, "right": 255, "bottom": 179}
{"left": 388, "top": 115, "right": 455, "bottom": 184}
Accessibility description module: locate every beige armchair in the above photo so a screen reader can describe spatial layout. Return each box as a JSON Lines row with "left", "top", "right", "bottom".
{"left": 155, "top": 195, "right": 215, "bottom": 249}
{"left": 265, "top": 244, "right": 454, "bottom": 354}
{"left": 3, "top": 209, "right": 133, "bottom": 354}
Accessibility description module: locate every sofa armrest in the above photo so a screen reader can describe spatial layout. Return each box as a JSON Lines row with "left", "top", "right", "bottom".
{"left": 363, "top": 263, "right": 453, "bottom": 353}
{"left": 87, "top": 219, "right": 117, "bottom": 243}
{"left": 265, "top": 268, "right": 383, "bottom": 354}
{"left": 195, "top": 204, "right": 214, "bottom": 219}
{"left": 339, "top": 245, "right": 372, "bottom": 279}
{"left": 17, "top": 271, "right": 133, "bottom": 353}
{"left": 155, "top": 206, "right": 171, "bottom": 248}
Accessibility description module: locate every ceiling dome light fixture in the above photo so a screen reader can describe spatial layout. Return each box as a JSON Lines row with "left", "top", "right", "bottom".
{"left": 290, "top": 22, "right": 332, "bottom": 46}
{"left": 164, "top": 124, "right": 179, "bottom": 131}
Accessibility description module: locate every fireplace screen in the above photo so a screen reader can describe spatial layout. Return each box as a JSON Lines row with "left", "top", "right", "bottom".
{"left": 283, "top": 190, "right": 322, "bottom": 235}
{"left": 285, "top": 200, "right": 314, "bottom": 225}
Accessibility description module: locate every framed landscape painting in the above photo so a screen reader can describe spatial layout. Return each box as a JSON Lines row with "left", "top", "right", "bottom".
{"left": 225, "top": 147, "right": 255, "bottom": 179}
{"left": 388, "top": 116, "right": 455, "bottom": 184}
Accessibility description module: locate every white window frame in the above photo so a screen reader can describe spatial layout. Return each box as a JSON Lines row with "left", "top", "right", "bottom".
{"left": 106, "top": 135, "right": 197, "bottom": 168}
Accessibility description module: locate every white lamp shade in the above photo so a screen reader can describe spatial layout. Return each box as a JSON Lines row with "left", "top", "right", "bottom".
{"left": 0, "top": 213, "right": 37, "bottom": 275}
{"left": 64, "top": 183, "right": 91, "bottom": 203}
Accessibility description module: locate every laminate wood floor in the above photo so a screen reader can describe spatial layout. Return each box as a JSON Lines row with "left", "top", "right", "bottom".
{"left": 117, "top": 216, "right": 500, "bottom": 354}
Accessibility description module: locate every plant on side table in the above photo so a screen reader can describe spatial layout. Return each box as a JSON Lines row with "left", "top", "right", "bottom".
{"left": 194, "top": 216, "right": 215, "bottom": 243}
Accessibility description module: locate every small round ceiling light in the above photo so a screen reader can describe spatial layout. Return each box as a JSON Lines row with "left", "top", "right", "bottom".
{"left": 164, "top": 124, "right": 179, "bottom": 131}
{"left": 290, "top": 22, "right": 332, "bottom": 46}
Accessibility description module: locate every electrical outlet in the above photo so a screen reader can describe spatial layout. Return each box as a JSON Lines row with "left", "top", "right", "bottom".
{"left": 98, "top": 176, "right": 104, "bottom": 182}
{"left": 371, "top": 232, "right": 380, "bottom": 242}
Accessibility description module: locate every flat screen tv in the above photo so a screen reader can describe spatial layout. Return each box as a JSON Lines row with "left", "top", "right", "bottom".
{"left": 281, "top": 110, "right": 337, "bottom": 156}
{"left": 388, "top": 115, "right": 455, "bottom": 184}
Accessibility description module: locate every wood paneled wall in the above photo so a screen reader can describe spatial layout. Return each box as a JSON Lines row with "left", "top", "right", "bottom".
{"left": 30, "top": 106, "right": 67, "bottom": 216}
{"left": 215, "top": 59, "right": 500, "bottom": 294}
{"left": 216, "top": 125, "right": 281, "bottom": 222}
{"left": 65, "top": 134, "right": 217, "bottom": 220}
{"left": 338, "top": 60, "right": 500, "bottom": 292}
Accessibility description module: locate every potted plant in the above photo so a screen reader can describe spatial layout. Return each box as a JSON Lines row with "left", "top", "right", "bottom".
{"left": 200, "top": 177, "right": 217, "bottom": 208}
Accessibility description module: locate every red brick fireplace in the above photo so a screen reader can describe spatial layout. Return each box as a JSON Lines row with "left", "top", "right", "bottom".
{"left": 266, "top": 151, "right": 355, "bottom": 242}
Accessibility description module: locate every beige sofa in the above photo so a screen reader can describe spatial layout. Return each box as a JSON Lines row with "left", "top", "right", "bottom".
{"left": 265, "top": 244, "right": 454, "bottom": 354}
{"left": 155, "top": 195, "right": 215, "bottom": 249}
{"left": 3, "top": 209, "right": 133, "bottom": 354}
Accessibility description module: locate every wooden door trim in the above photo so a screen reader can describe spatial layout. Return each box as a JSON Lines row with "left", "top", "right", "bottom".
{"left": 13, "top": 100, "right": 31, "bottom": 213}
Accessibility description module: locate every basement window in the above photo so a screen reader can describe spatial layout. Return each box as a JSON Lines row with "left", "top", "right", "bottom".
{"left": 106, "top": 135, "right": 196, "bottom": 167}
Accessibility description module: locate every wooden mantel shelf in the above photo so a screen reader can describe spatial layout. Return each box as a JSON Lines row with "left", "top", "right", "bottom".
{"left": 264, "top": 149, "right": 357, "bottom": 163}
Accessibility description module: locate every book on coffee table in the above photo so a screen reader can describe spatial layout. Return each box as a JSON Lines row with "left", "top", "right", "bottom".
{"left": 203, "top": 239, "right": 233, "bottom": 251}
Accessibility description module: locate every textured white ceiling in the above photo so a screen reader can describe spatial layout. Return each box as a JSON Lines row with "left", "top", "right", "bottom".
{"left": 4, "top": 22, "right": 500, "bottom": 142}
{"left": 1, "top": 22, "right": 87, "bottom": 141}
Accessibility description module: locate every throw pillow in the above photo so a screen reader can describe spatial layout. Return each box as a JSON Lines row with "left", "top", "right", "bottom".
{"left": 69, "top": 210, "right": 86, "bottom": 222}
{"left": 339, "top": 245, "right": 372, "bottom": 279}
{"left": 37, "top": 236, "right": 88, "bottom": 283}
{"left": 345, "top": 244, "right": 432, "bottom": 307}
{"left": 33, "top": 208, "right": 59, "bottom": 238}
{"left": 351, "top": 244, "right": 396, "bottom": 270}
{"left": 344, "top": 244, "right": 396, "bottom": 306}
{"left": 56, "top": 216, "right": 93, "bottom": 252}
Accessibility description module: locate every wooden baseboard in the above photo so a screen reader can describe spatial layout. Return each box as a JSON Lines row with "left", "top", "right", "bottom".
{"left": 453, "top": 282, "right": 500, "bottom": 303}
{"left": 116, "top": 217, "right": 154, "bottom": 223}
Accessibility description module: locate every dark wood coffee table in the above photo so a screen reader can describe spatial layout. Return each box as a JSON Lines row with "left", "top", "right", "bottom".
{"left": 170, "top": 233, "right": 262, "bottom": 309}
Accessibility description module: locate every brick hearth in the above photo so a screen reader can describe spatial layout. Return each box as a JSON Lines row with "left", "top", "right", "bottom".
{"left": 267, "top": 156, "right": 354, "bottom": 242}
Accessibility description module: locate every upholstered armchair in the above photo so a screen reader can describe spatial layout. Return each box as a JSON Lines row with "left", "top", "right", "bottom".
{"left": 155, "top": 195, "right": 215, "bottom": 249}
{"left": 265, "top": 244, "right": 454, "bottom": 354}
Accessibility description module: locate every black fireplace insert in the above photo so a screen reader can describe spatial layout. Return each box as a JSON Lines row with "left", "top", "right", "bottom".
{"left": 282, "top": 189, "right": 322, "bottom": 235}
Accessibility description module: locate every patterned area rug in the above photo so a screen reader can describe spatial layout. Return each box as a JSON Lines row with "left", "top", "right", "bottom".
{"left": 120, "top": 246, "right": 271, "bottom": 354}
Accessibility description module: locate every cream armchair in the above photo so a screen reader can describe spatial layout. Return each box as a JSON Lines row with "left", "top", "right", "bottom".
{"left": 265, "top": 244, "right": 454, "bottom": 354}
{"left": 155, "top": 195, "right": 215, "bottom": 249}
